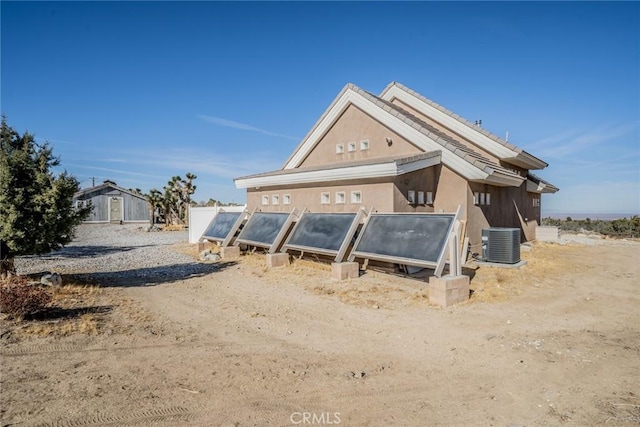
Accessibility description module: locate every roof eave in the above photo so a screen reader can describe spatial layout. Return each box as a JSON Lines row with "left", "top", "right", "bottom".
{"left": 235, "top": 155, "right": 441, "bottom": 189}
{"left": 504, "top": 151, "right": 548, "bottom": 170}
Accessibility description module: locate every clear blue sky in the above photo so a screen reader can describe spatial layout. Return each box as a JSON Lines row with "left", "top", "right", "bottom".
{"left": 2, "top": 1, "right": 639, "bottom": 215}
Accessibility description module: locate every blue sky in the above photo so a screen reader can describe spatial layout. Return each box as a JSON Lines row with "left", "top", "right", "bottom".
{"left": 2, "top": 1, "right": 639, "bottom": 215}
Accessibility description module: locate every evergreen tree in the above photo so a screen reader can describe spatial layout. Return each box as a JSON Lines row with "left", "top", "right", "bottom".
{"left": 0, "top": 117, "right": 90, "bottom": 276}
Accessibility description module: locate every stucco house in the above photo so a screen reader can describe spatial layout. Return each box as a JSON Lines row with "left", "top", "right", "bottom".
{"left": 234, "top": 82, "right": 558, "bottom": 250}
{"left": 73, "top": 180, "right": 150, "bottom": 223}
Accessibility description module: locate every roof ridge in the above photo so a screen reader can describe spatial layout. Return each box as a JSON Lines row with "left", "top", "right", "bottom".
{"left": 354, "top": 88, "right": 522, "bottom": 179}
{"left": 384, "top": 82, "right": 523, "bottom": 152}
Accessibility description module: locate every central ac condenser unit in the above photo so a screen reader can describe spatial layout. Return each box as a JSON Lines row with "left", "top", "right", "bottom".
{"left": 481, "top": 228, "right": 521, "bottom": 264}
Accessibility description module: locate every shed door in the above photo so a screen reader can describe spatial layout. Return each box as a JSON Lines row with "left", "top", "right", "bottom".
{"left": 110, "top": 197, "right": 123, "bottom": 223}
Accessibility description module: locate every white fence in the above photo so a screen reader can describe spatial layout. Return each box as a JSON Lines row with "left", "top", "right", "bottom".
{"left": 188, "top": 205, "right": 247, "bottom": 243}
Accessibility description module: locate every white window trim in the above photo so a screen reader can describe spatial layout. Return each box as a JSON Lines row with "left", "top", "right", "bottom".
{"left": 283, "top": 194, "right": 291, "bottom": 205}
{"left": 408, "top": 190, "right": 416, "bottom": 205}
{"left": 485, "top": 193, "right": 491, "bottom": 206}
{"left": 351, "top": 191, "right": 362, "bottom": 204}
{"left": 335, "top": 191, "right": 346, "bottom": 204}
{"left": 321, "top": 192, "right": 330, "bottom": 204}
{"left": 272, "top": 195, "right": 279, "bottom": 205}
{"left": 426, "top": 191, "right": 434, "bottom": 205}
{"left": 336, "top": 143, "right": 344, "bottom": 154}
{"left": 347, "top": 141, "right": 356, "bottom": 152}
{"left": 360, "top": 139, "right": 369, "bottom": 150}
{"left": 417, "top": 191, "right": 425, "bottom": 205}
{"left": 262, "top": 195, "right": 269, "bottom": 205}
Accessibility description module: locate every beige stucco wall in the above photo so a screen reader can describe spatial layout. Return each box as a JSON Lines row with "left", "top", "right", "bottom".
{"left": 298, "top": 104, "right": 423, "bottom": 168}
{"left": 246, "top": 178, "right": 395, "bottom": 213}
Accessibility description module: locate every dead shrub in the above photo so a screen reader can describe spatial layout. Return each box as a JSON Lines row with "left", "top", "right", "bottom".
{"left": 0, "top": 276, "right": 52, "bottom": 319}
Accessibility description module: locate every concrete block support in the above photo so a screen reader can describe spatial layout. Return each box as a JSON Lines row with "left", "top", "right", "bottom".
{"left": 266, "top": 253, "right": 290, "bottom": 268}
{"left": 428, "top": 275, "right": 470, "bottom": 307}
{"left": 331, "top": 262, "right": 360, "bottom": 281}
{"left": 197, "top": 240, "right": 216, "bottom": 252}
{"left": 536, "top": 226, "right": 559, "bottom": 242}
{"left": 221, "top": 246, "right": 241, "bottom": 261}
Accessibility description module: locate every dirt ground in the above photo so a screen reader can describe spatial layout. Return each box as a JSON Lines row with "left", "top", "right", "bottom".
{"left": 1, "top": 236, "right": 639, "bottom": 426}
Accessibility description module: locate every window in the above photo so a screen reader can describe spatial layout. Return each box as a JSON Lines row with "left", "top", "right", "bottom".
{"left": 321, "top": 192, "right": 330, "bottom": 204}
{"left": 533, "top": 197, "right": 540, "bottom": 207}
{"left": 335, "top": 191, "right": 346, "bottom": 204}
{"left": 262, "top": 195, "right": 269, "bottom": 205}
{"left": 474, "top": 192, "right": 491, "bottom": 206}
{"left": 336, "top": 143, "right": 344, "bottom": 154}
{"left": 408, "top": 190, "right": 416, "bottom": 204}
{"left": 360, "top": 139, "right": 369, "bottom": 150}
{"left": 417, "top": 191, "right": 425, "bottom": 205}
{"left": 283, "top": 194, "right": 291, "bottom": 205}
{"left": 347, "top": 141, "right": 356, "bottom": 152}
{"left": 426, "top": 191, "right": 434, "bottom": 205}
{"left": 351, "top": 191, "right": 362, "bottom": 204}
{"left": 272, "top": 195, "right": 279, "bottom": 205}
{"left": 75, "top": 200, "right": 84, "bottom": 209}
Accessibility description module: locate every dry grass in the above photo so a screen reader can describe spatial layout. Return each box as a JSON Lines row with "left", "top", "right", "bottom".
{"left": 163, "top": 224, "right": 186, "bottom": 232}
{"left": 469, "top": 243, "right": 584, "bottom": 303}
{"left": 6, "top": 280, "right": 109, "bottom": 337}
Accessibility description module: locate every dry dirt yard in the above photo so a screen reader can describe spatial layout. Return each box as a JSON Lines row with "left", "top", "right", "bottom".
{"left": 1, "top": 224, "right": 639, "bottom": 426}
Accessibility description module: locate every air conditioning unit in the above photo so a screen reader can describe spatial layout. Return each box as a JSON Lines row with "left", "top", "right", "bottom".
{"left": 482, "top": 228, "right": 521, "bottom": 264}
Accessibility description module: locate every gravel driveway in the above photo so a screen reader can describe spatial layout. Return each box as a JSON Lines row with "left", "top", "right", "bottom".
{"left": 15, "top": 224, "right": 221, "bottom": 286}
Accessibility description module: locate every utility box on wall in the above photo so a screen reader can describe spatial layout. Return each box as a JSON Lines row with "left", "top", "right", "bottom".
{"left": 482, "top": 228, "right": 521, "bottom": 264}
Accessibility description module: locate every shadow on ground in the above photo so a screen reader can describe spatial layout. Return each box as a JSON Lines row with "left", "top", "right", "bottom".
{"left": 64, "top": 261, "right": 238, "bottom": 287}
{"left": 28, "top": 305, "right": 113, "bottom": 321}
{"left": 19, "top": 245, "right": 155, "bottom": 260}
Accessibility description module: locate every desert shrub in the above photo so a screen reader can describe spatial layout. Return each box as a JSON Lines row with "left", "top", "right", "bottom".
{"left": 0, "top": 275, "right": 52, "bottom": 318}
{"left": 542, "top": 216, "right": 640, "bottom": 238}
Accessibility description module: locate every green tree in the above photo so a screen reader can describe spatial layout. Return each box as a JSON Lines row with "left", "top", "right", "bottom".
{"left": 0, "top": 117, "right": 90, "bottom": 277}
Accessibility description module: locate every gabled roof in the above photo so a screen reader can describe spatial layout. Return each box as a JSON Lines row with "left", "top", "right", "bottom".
{"left": 74, "top": 182, "right": 147, "bottom": 200}
{"left": 380, "top": 82, "right": 548, "bottom": 170}
{"left": 526, "top": 173, "right": 559, "bottom": 194}
{"left": 235, "top": 152, "right": 442, "bottom": 189}
{"left": 279, "top": 83, "right": 525, "bottom": 188}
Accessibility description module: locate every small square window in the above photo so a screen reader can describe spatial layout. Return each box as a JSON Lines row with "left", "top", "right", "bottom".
{"left": 351, "top": 191, "right": 362, "bottom": 204}
{"left": 321, "top": 192, "right": 330, "bottom": 204}
{"left": 272, "top": 195, "right": 279, "bottom": 205}
{"left": 283, "top": 194, "right": 291, "bottom": 205}
{"left": 335, "top": 191, "right": 346, "bottom": 204}
{"left": 417, "top": 191, "right": 425, "bottom": 205}
{"left": 360, "top": 140, "right": 369, "bottom": 150}
{"left": 485, "top": 193, "right": 491, "bottom": 206}
{"left": 336, "top": 144, "right": 344, "bottom": 154}
{"left": 426, "top": 191, "right": 434, "bottom": 205}
{"left": 262, "top": 195, "right": 269, "bottom": 205}
{"left": 347, "top": 142, "right": 356, "bottom": 152}
{"left": 408, "top": 190, "right": 416, "bottom": 204}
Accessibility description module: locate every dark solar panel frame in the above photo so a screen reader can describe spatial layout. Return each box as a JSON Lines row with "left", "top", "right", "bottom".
{"left": 348, "top": 211, "right": 458, "bottom": 275}
{"left": 201, "top": 211, "right": 246, "bottom": 246}
{"left": 235, "top": 210, "right": 299, "bottom": 253}
{"left": 281, "top": 209, "right": 365, "bottom": 262}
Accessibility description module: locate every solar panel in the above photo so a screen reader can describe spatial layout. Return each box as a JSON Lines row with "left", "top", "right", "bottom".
{"left": 236, "top": 212, "right": 291, "bottom": 249}
{"left": 349, "top": 213, "right": 456, "bottom": 271}
{"left": 201, "top": 212, "right": 243, "bottom": 242}
{"left": 282, "top": 212, "right": 360, "bottom": 260}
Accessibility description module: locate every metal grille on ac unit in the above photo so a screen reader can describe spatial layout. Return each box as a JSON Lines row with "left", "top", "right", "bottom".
{"left": 481, "top": 228, "right": 521, "bottom": 264}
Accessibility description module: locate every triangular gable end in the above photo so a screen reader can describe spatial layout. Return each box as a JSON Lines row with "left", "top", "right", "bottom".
{"left": 282, "top": 84, "right": 522, "bottom": 187}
